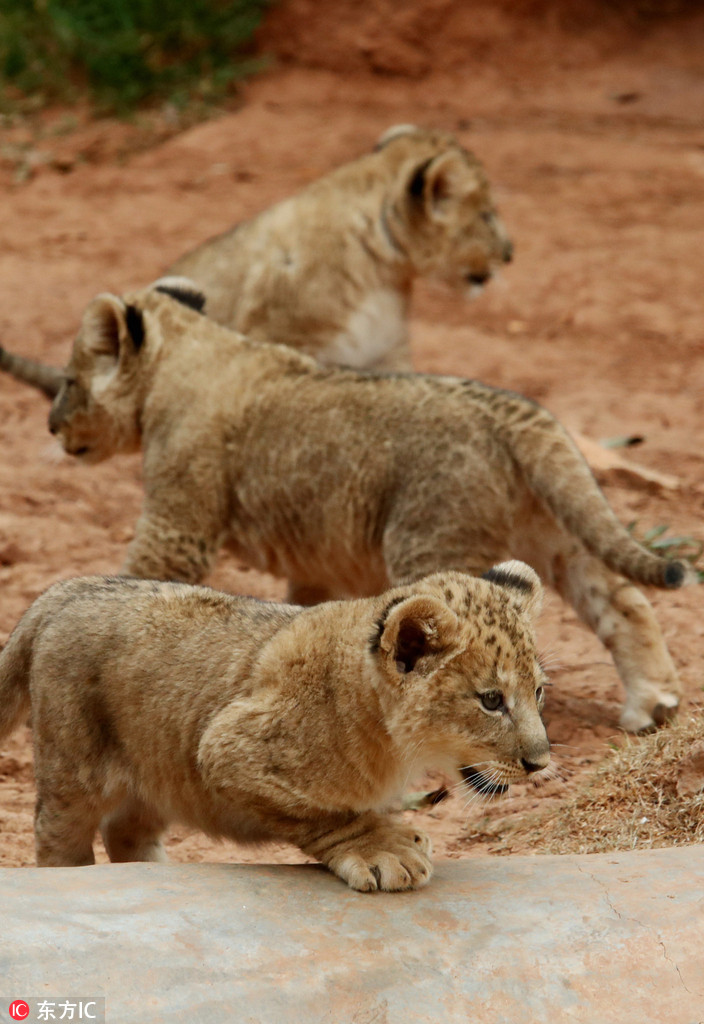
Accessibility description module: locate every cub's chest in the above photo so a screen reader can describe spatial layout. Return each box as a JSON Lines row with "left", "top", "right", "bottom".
{"left": 327, "top": 289, "right": 407, "bottom": 369}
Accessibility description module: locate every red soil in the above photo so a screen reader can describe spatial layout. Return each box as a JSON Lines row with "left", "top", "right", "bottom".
{"left": 1, "top": 0, "right": 703, "bottom": 867}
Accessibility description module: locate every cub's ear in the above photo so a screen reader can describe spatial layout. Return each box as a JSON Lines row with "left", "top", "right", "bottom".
{"left": 80, "top": 294, "right": 144, "bottom": 366}
{"left": 151, "top": 276, "right": 206, "bottom": 315}
{"left": 408, "top": 150, "right": 478, "bottom": 220}
{"left": 374, "top": 123, "right": 421, "bottom": 151}
{"left": 481, "top": 560, "right": 543, "bottom": 623}
{"left": 376, "top": 594, "right": 460, "bottom": 677}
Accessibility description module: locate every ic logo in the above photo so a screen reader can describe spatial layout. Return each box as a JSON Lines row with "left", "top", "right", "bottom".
{"left": 8, "top": 1002, "right": 30, "bottom": 1021}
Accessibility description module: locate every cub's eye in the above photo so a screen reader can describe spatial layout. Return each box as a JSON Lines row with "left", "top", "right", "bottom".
{"left": 479, "top": 690, "right": 504, "bottom": 712}
{"left": 535, "top": 686, "right": 544, "bottom": 705}
{"left": 480, "top": 210, "right": 493, "bottom": 224}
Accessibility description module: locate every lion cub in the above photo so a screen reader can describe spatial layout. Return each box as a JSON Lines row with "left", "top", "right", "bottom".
{"left": 0, "top": 125, "right": 510, "bottom": 397}
{"left": 0, "top": 564, "right": 549, "bottom": 891}
{"left": 169, "top": 123, "right": 513, "bottom": 370}
{"left": 39, "top": 282, "right": 691, "bottom": 735}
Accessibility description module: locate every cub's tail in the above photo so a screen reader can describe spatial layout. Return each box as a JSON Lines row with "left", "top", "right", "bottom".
{"left": 0, "top": 601, "right": 43, "bottom": 742}
{"left": 0, "top": 346, "right": 64, "bottom": 400}
{"left": 472, "top": 382, "right": 692, "bottom": 589}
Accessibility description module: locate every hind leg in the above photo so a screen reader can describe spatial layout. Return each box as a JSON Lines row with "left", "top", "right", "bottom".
{"left": 101, "top": 796, "right": 168, "bottom": 863}
{"left": 520, "top": 528, "right": 681, "bottom": 733}
{"left": 557, "top": 552, "right": 680, "bottom": 732}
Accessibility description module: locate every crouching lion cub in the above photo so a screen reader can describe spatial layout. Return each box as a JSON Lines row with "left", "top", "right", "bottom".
{"left": 42, "top": 281, "right": 690, "bottom": 734}
{"left": 0, "top": 564, "right": 549, "bottom": 890}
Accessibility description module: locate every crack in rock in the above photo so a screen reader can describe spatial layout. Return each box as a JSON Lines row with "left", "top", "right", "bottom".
{"left": 659, "top": 939, "right": 691, "bottom": 994}
{"left": 575, "top": 862, "right": 692, "bottom": 995}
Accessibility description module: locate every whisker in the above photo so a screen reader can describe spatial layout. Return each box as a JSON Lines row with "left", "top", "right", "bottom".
{"left": 445, "top": 761, "right": 494, "bottom": 797}
{"left": 460, "top": 788, "right": 488, "bottom": 815}
{"left": 528, "top": 758, "right": 572, "bottom": 787}
{"left": 458, "top": 765, "right": 509, "bottom": 813}
{"left": 538, "top": 644, "right": 563, "bottom": 668}
{"left": 460, "top": 779, "right": 502, "bottom": 817}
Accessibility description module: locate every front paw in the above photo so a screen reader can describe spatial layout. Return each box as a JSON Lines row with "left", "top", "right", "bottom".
{"left": 328, "top": 827, "right": 433, "bottom": 892}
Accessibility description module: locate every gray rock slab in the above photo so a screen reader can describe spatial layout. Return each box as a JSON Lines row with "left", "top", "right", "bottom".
{"left": 1, "top": 847, "right": 703, "bottom": 1024}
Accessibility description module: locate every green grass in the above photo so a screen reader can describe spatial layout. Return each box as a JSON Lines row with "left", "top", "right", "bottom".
{"left": 0, "top": 0, "right": 272, "bottom": 114}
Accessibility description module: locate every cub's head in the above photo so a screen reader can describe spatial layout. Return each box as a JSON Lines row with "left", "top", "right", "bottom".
{"left": 48, "top": 278, "right": 205, "bottom": 463}
{"left": 371, "top": 561, "right": 550, "bottom": 795}
{"left": 376, "top": 125, "right": 513, "bottom": 296}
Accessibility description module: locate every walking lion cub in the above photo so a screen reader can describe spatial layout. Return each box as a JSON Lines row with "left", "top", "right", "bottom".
{"left": 0, "top": 565, "right": 549, "bottom": 890}
{"left": 41, "top": 280, "right": 690, "bottom": 734}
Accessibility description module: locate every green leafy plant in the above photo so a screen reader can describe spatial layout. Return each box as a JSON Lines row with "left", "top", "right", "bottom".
{"left": 0, "top": 0, "right": 271, "bottom": 113}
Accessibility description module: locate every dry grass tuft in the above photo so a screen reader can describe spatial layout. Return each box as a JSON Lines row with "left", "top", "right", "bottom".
{"left": 496, "top": 707, "right": 704, "bottom": 855}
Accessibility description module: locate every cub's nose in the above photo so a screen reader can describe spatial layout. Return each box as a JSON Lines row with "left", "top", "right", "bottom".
{"left": 521, "top": 754, "right": 549, "bottom": 774}
{"left": 468, "top": 271, "right": 490, "bottom": 286}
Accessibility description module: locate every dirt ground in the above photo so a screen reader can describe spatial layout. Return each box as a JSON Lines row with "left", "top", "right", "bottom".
{"left": 1, "top": 0, "right": 703, "bottom": 869}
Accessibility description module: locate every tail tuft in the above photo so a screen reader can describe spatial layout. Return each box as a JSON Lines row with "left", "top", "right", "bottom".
{"left": 662, "top": 560, "right": 691, "bottom": 589}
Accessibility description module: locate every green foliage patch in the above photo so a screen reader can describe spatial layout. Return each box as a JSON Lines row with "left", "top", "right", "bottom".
{"left": 0, "top": 0, "right": 271, "bottom": 113}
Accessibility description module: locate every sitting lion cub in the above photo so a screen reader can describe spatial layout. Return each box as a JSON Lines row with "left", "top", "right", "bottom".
{"left": 42, "top": 281, "right": 690, "bottom": 734}
{"left": 0, "top": 125, "right": 510, "bottom": 397}
{"left": 169, "top": 124, "right": 513, "bottom": 370}
{"left": 0, "top": 564, "right": 549, "bottom": 890}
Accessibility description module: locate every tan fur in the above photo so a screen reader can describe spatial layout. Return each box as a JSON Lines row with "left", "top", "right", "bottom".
{"left": 45, "top": 283, "right": 690, "bottom": 734}
{"left": 0, "top": 346, "right": 61, "bottom": 398}
{"left": 0, "top": 126, "right": 508, "bottom": 394}
{"left": 0, "top": 564, "right": 549, "bottom": 889}
{"left": 169, "top": 124, "right": 512, "bottom": 370}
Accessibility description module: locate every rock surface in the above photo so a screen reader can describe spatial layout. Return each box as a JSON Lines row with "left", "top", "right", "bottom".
{"left": 2, "top": 848, "right": 703, "bottom": 1023}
